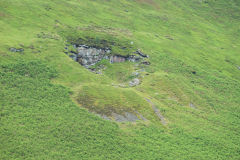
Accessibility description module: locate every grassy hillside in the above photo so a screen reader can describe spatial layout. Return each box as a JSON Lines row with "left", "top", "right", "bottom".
{"left": 0, "top": 0, "right": 240, "bottom": 159}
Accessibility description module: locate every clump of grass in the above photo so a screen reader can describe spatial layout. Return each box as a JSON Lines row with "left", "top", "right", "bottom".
{"left": 60, "top": 28, "right": 137, "bottom": 56}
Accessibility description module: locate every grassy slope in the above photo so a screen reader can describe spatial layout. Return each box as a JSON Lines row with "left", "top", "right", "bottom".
{"left": 0, "top": 0, "right": 240, "bottom": 159}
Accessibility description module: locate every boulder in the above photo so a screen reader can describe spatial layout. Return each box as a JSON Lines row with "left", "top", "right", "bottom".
{"left": 129, "top": 78, "right": 140, "bottom": 87}
{"left": 141, "top": 61, "right": 151, "bottom": 65}
{"left": 9, "top": 47, "right": 24, "bottom": 52}
{"left": 66, "top": 44, "right": 149, "bottom": 71}
{"left": 110, "top": 55, "right": 126, "bottom": 63}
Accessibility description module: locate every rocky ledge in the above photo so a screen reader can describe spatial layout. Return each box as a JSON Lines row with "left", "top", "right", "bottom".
{"left": 65, "top": 44, "right": 149, "bottom": 68}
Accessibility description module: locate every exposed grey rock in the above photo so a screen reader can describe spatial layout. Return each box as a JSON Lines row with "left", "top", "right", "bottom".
{"left": 69, "top": 54, "right": 77, "bottom": 61}
{"left": 76, "top": 46, "right": 107, "bottom": 67}
{"left": 112, "top": 113, "right": 128, "bottom": 122}
{"left": 237, "top": 66, "right": 240, "bottom": 70}
{"left": 139, "top": 68, "right": 145, "bottom": 72}
{"left": 118, "top": 84, "right": 126, "bottom": 88}
{"left": 139, "top": 114, "right": 147, "bottom": 121}
{"left": 95, "top": 111, "right": 146, "bottom": 122}
{"left": 110, "top": 55, "right": 142, "bottom": 63}
{"left": 96, "top": 71, "right": 102, "bottom": 74}
{"left": 189, "top": 103, "right": 196, "bottom": 109}
{"left": 129, "top": 55, "right": 142, "bottom": 62}
{"left": 66, "top": 44, "right": 149, "bottom": 70}
{"left": 73, "top": 44, "right": 77, "bottom": 48}
{"left": 124, "top": 112, "right": 140, "bottom": 122}
{"left": 110, "top": 55, "right": 126, "bottom": 63}
{"left": 129, "top": 78, "right": 140, "bottom": 87}
{"left": 101, "top": 115, "right": 111, "bottom": 121}
{"left": 135, "top": 111, "right": 147, "bottom": 121}
{"left": 132, "top": 72, "right": 140, "bottom": 77}
{"left": 141, "top": 61, "right": 151, "bottom": 65}
{"left": 96, "top": 114, "right": 111, "bottom": 121}
{"left": 152, "top": 106, "right": 167, "bottom": 125}
{"left": 112, "top": 112, "right": 140, "bottom": 122}
{"left": 145, "top": 98, "right": 167, "bottom": 125}
{"left": 9, "top": 48, "right": 24, "bottom": 52}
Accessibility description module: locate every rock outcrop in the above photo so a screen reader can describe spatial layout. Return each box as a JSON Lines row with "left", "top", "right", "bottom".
{"left": 9, "top": 47, "right": 24, "bottom": 53}
{"left": 129, "top": 78, "right": 140, "bottom": 87}
{"left": 65, "top": 44, "right": 149, "bottom": 68}
{"left": 76, "top": 45, "right": 110, "bottom": 68}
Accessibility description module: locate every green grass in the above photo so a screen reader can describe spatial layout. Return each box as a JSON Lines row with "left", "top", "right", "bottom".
{"left": 0, "top": 0, "right": 240, "bottom": 159}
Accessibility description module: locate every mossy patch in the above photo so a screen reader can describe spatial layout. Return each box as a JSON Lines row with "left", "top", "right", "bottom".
{"left": 75, "top": 84, "right": 151, "bottom": 117}
{"left": 59, "top": 28, "right": 137, "bottom": 56}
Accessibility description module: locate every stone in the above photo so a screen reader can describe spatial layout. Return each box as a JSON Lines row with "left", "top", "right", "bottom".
{"left": 112, "top": 112, "right": 140, "bottom": 122}
{"left": 9, "top": 48, "right": 17, "bottom": 52}
{"left": 139, "top": 68, "right": 145, "bottom": 72}
{"left": 129, "top": 78, "right": 140, "bottom": 87}
{"left": 141, "top": 61, "right": 151, "bottom": 65}
{"left": 237, "top": 66, "right": 240, "bottom": 70}
{"left": 139, "top": 114, "right": 147, "bottom": 121}
{"left": 9, "top": 47, "right": 24, "bottom": 52}
{"left": 118, "top": 84, "right": 126, "bottom": 88}
{"left": 96, "top": 71, "right": 102, "bottom": 74}
{"left": 135, "top": 111, "right": 147, "bottom": 121}
{"left": 112, "top": 113, "right": 128, "bottom": 122}
{"left": 124, "top": 112, "right": 140, "bottom": 122}
{"left": 189, "top": 103, "right": 196, "bottom": 109}
{"left": 132, "top": 72, "right": 140, "bottom": 77}
{"left": 69, "top": 54, "right": 77, "bottom": 61}
{"left": 101, "top": 115, "right": 111, "bottom": 121}
{"left": 145, "top": 98, "right": 167, "bottom": 125}
{"left": 75, "top": 46, "right": 107, "bottom": 67}
{"left": 110, "top": 55, "right": 126, "bottom": 63}
{"left": 128, "top": 55, "right": 142, "bottom": 62}
{"left": 66, "top": 44, "right": 149, "bottom": 71}
{"left": 135, "top": 49, "right": 149, "bottom": 58}
{"left": 152, "top": 106, "right": 167, "bottom": 125}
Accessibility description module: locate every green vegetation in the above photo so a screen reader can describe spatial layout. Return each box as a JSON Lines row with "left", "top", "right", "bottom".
{"left": 0, "top": 0, "right": 240, "bottom": 159}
